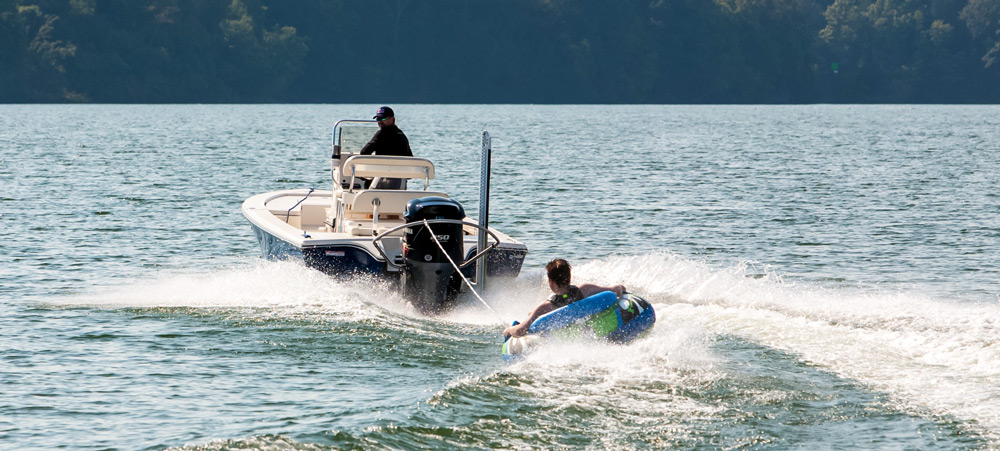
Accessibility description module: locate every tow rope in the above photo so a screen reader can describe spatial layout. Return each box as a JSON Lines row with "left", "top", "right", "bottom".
{"left": 422, "top": 219, "right": 506, "bottom": 326}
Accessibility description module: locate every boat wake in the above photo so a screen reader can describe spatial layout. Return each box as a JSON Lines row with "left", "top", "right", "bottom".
{"left": 58, "top": 260, "right": 411, "bottom": 319}
{"left": 567, "top": 252, "right": 1000, "bottom": 441}
{"left": 58, "top": 252, "right": 1000, "bottom": 440}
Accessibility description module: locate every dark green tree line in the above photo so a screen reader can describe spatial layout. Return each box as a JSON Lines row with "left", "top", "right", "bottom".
{"left": 1, "top": 0, "right": 997, "bottom": 103}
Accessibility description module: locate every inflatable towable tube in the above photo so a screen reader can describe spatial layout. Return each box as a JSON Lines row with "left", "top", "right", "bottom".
{"left": 502, "top": 292, "right": 655, "bottom": 361}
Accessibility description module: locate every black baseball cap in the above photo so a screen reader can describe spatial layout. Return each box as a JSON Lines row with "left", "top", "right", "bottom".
{"left": 374, "top": 106, "right": 394, "bottom": 120}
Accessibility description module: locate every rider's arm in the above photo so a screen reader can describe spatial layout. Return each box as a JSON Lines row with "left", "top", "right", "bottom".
{"left": 503, "top": 301, "right": 558, "bottom": 338}
{"left": 578, "top": 283, "right": 626, "bottom": 298}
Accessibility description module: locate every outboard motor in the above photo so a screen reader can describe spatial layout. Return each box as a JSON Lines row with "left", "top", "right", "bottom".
{"left": 402, "top": 196, "right": 466, "bottom": 314}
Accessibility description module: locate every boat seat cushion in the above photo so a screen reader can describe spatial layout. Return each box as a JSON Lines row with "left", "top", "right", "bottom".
{"left": 343, "top": 219, "right": 407, "bottom": 236}
{"left": 345, "top": 190, "right": 448, "bottom": 216}
{"left": 300, "top": 203, "right": 328, "bottom": 228}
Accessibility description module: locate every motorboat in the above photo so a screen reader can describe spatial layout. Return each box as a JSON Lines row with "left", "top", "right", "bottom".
{"left": 241, "top": 119, "right": 527, "bottom": 313}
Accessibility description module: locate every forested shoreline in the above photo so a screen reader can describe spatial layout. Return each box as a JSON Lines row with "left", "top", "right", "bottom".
{"left": 2, "top": 0, "right": 998, "bottom": 103}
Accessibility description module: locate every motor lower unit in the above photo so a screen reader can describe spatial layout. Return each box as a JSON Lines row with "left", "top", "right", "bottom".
{"left": 401, "top": 196, "right": 466, "bottom": 313}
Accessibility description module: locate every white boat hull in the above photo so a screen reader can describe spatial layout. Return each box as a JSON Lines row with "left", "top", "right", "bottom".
{"left": 242, "top": 189, "right": 527, "bottom": 280}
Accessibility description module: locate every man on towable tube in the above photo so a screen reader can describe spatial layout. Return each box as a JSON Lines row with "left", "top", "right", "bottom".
{"left": 503, "top": 259, "right": 626, "bottom": 338}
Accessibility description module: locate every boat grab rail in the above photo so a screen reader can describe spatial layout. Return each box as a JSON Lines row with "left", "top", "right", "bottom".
{"left": 344, "top": 156, "right": 433, "bottom": 192}
{"left": 371, "top": 219, "right": 501, "bottom": 269}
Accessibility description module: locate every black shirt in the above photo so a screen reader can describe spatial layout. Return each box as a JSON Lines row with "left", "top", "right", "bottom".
{"left": 547, "top": 285, "right": 585, "bottom": 308}
{"left": 360, "top": 125, "right": 413, "bottom": 156}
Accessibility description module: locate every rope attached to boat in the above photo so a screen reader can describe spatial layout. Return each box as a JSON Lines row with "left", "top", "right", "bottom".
{"left": 422, "top": 219, "right": 506, "bottom": 325}
{"left": 285, "top": 188, "right": 315, "bottom": 222}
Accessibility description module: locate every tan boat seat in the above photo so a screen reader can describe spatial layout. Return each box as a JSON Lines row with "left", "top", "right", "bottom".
{"left": 344, "top": 190, "right": 448, "bottom": 217}
{"left": 341, "top": 190, "right": 449, "bottom": 236}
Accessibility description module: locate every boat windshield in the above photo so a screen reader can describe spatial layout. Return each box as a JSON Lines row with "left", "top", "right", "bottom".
{"left": 335, "top": 121, "right": 379, "bottom": 155}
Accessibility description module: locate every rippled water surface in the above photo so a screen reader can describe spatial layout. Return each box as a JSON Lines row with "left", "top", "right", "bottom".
{"left": 2, "top": 105, "right": 999, "bottom": 449}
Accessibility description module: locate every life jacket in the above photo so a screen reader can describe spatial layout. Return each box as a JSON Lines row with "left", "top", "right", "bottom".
{"left": 547, "top": 285, "right": 584, "bottom": 308}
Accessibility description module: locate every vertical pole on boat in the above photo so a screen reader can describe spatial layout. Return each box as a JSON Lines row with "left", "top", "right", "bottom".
{"left": 331, "top": 124, "right": 342, "bottom": 192}
{"left": 476, "top": 131, "right": 491, "bottom": 291}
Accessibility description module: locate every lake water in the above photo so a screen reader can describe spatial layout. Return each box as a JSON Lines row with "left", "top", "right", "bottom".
{"left": 2, "top": 104, "right": 999, "bottom": 449}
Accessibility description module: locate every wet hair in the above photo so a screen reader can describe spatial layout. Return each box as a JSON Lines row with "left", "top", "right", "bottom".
{"left": 546, "top": 259, "right": 572, "bottom": 288}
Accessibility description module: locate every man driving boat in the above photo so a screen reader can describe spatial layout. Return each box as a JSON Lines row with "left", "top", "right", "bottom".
{"left": 360, "top": 106, "right": 412, "bottom": 189}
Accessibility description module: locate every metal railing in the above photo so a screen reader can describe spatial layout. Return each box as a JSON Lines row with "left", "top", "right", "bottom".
{"left": 371, "top": 219, "right": 501, "bottom": 270}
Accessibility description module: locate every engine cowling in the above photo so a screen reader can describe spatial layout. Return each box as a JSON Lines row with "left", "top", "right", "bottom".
{"left": 401, "top": 196, "right": 465, "bottom": 313}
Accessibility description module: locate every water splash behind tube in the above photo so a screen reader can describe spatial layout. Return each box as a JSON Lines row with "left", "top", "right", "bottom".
{"left": 569, "top": 252, "right": 1000, "bottom": 440}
